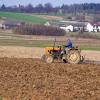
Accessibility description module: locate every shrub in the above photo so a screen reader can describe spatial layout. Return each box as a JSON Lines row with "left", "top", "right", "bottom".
{"left": 14, "top": 24, "right": 66, "bottom": 36}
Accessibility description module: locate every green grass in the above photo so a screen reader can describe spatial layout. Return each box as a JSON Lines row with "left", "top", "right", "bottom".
{"left": 0, "top": 30, "right": 100, "bottom": 51}
{"left": 0, "top": 38, "right": 100, "bottom": 51}
{"left": 0, "top": 12, "right": 47, "bottom": 24}
{"left": 81, "top": 47, "right": 100, "bottom": 51}
{"left": 0, "top": 39, "right": 54, "bottom": 47}
{"left": 67, "top": 32, "right": 100, "bottom": 39}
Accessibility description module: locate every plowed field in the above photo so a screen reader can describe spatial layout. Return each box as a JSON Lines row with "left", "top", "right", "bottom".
{"left": 0, "top": 58, "right": 100, "bottom": 100}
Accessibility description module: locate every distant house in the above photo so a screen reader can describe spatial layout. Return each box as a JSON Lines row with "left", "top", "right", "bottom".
{"left": 0, "top": 20, "right": 5, "bottom": 29}
{"left": 44, "top": 21, "right": 60, "bottom": 27}
{"left": 44, "top": 22, "right": 51, "bottom": 26}
{"left": 0, "top": 23, "right": 3, "bottom": 29}
{"left": 44, "top": 20, "right": 87, "bottom": 32}
{"left": 60, "top": 25, "right": 74, "bottom": 32}
{"left": 86, "top": 22, "right": 100, "bottom": 32}
{"left": 58, "top": 20, "right": 87, "bottom": 32}
{"left": 2, "top": 21, "right": 21, "bottom": 29}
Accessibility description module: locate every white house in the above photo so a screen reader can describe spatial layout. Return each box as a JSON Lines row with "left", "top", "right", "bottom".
{"left": 86, "top": 23, "right": 94, "bottom": 32}
{"left": 60, "top": 25, "right": 74, "bottom": 32}
{"left": 0, "top": 23, "right": 3, "bottom": 29}
{"left": 98, "top": 26, "right": 100, "bottom": 31}
{"left": 44, "top": 22, "right": 51, "bottom": 26}
{"left": 86, "top": 22, "right": 100, "bottom": 32}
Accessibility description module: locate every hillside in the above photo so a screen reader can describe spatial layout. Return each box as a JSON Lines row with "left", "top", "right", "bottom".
{"left": 0, "top": 12, "right": 47, "bottom": 24}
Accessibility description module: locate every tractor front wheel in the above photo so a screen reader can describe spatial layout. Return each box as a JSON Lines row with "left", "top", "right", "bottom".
{"left": 41, "top": 55, "right": 54, "bottom": 63}
{"left": 45, "top": 56, "right": 54, "bottom": 63}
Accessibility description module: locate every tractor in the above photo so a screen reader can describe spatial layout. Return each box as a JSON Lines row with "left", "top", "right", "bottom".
{"left": 41, "top": 39, "right": 84, "bottom": 64}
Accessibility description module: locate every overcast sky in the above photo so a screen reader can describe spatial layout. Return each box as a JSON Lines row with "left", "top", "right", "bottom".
{"left": 0, "top": 0, "right": 100, "bottom": 6}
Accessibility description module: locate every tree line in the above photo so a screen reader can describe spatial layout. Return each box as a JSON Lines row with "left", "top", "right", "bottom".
{"left": 0, "top": 3, "right": 100, "bottom": 14}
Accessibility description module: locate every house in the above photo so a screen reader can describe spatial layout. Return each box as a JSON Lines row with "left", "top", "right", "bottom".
{"left": 2, "top": 21, "right": 21, "bottom": 29}
{"left": 86, "top": 23, "right": 93, "bottom": 32}
{"left": 0, "top": 20, "right": 5, "bottom": 29}
{"left": 58, "top": 20, "right": 87, "bottom": 32}
{"left": 44, "top": 22, "right": 51, "bottom": 26}
{"left": 44, "top": 20, "right": 87, "bottom": 32}
{"left": 60, "top": 25, "right": 74, "bottom": 32}
{"left": 86, "top": 22, "right": 100, "bottom": 32}
{"left": 0, "top": 23, "right": 3, "bottom": 29}
{"left": 44, "top": 21, "right": 60, "bottom": 27}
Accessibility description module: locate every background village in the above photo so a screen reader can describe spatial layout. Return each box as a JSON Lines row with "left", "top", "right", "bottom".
{"left": 0, "top": 18, "right": 100, "bottom": 32}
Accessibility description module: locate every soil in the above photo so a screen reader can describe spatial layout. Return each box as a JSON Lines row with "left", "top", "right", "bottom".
{"left": 0, "top": 58, "right": 100, "bottom": 100}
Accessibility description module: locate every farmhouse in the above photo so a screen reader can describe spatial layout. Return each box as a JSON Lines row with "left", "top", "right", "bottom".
{"left": 0, "top": 20, "right": 5, "bottom": 29}
{"left": 45, "top": 21, "right": 100, "bottom": 32}
{"left": 0, "top": 23, "right": 3, "bottom": 29}
{"left": 86, "top": 22, "right": 100, "bottom": 32}
{"left": 2, "top": 21, "right": 21, "bottom": 29}
{"left": 45, "top": 21, "right": 87, "bottom": 32}
{"left": 60, "top": 25, "right": 73, "bottom": 32}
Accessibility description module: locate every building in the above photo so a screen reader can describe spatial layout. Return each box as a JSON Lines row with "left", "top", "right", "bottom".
{"left": 60, "top": 25, "right": 74, "bottom": 32}
{"left": 0, "top": 23, "right": 3, "bottom": 29}
{"left": 2, "top": 21, "right": 21, "bottom": 29}
{"left": 86, "top": 22, "right": 100, "bottom": 32}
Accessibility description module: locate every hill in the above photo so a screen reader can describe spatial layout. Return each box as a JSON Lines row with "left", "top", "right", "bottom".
{"left": 0, "top": 12, "right": 47, "bottom": 24}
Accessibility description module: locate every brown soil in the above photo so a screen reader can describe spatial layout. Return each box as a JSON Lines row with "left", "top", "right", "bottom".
{"left": 0, "top": 58, "right": 100, "bottom": 100}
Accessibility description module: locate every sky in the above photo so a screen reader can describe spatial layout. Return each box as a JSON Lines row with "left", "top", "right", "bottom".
{"left": 0, "top": 0, "right": 100, "bottom": 7}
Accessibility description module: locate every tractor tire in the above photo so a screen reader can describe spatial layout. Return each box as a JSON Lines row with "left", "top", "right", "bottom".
{"left": 67, "top": 50, "right": 81, "bottom": 64}
{"left": 45, "top": 56, "right": 54, "bottom": 64}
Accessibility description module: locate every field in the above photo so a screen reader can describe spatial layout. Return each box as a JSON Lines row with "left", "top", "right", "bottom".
{"left": 0, "top": 12, "right": 47, "bottom": 24}
{"left": 0, "top": 33, "right": 99, "bottom": 100}
{"left": 0, "top": 29, "right": 100, "bottom": 100}
{"left": 0, "top": 11, "right": 100, "bottom": 100}
{"left": 0, "top": 58, "right": 100, "bottom": 100}
{"left": 0, "top": 30, "right": 100, "bottom": 51}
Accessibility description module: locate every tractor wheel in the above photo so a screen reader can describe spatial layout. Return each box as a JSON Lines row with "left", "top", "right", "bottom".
{"left": 45, "top": 56, "right": 54, "bottom": 63}
{"left": 67, "top": 50, "right": 81, "bottom": 64}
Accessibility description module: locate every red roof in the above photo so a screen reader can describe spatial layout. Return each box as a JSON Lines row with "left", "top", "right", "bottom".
{"left": 90, "top": 22, "right": 100, "bottom": 26}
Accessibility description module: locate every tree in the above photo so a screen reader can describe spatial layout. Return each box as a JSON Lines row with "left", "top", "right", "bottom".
{"left": 35, "top": 4, "right": 44, "bottom": 13}
{"left": 25, "top": 4, "right": 33, "bottom": 13}
{"left": 1, "top": 4, "right": 6, "bottom": 11}
{"left": 44, "top": 3, "right": 53, "bottom": 13}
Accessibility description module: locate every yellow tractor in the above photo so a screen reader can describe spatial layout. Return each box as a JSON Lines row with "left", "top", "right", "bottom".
{"left": 41, "top": 39, "right": 84, "bottom": 64}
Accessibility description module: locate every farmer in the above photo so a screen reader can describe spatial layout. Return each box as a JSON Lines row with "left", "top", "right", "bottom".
{"left": 65, "top": 39, "right": 73, "bottom": 48}
{"left": 61, "top": 39, "right": 73, "bottom": 56}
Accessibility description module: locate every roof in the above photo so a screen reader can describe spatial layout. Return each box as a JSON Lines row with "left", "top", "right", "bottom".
{"left": 2, "top": 21, "right": 21, "bottom": 25}
{"left": 59, "top": 20, "right": 88, "bottom": 25}
{"left": 89, "top": 22, "right": 100, "bottom": 26}
{"left": 49, "top": 20, "right": 87, "bottom": 27}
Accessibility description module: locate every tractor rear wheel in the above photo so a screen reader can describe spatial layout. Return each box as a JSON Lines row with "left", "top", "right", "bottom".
{"left": 67, "top": 50, "right": 81, "bottom": 64}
